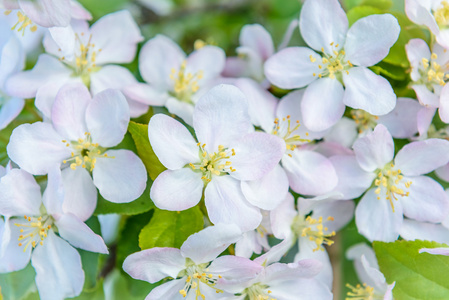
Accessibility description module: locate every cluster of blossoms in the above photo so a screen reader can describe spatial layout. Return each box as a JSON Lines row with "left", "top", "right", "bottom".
{"left": 1, "top": 0, "right": 449, "bottom": 299}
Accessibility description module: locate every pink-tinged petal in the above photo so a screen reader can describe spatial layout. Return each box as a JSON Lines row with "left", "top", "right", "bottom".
{"left": 51, "top": 83, "right": 90, "bottom": 141}
{"left": 311, "top": 200, "right": 355, "bottom": 232}
{"left": 0, "top": 168, "right": 41, "bottom": 217}
{"left": 86, "top": 89, "right": 129, "bottom": 148}
{"left": 193, "top": 84, "right": 251, "bottom": 152}
{"left": 148, "top": 114, "right": 199, "bottom": 170}
{"left": 301, "top": 78, "right": 345, "bottom": 132}
{"left": 417, "top": 107, "right": 436, "bottom": 137}
{"left": 270, "top": 278, "right": 332, "bottom": 300}
{"left": 205, "top": 175, "right": 262, "bottom": 232}
{"left": 324, "top": 118, "right": 358, "bottom": 148}
{"left": 7, "top": 122, "right": 71, "bottom": 175}
{"left": 400, "top": 175, "right": 449, "bottom": 222}
{"left": 439, "top": 84, "right": 449, "bottom": 123}
{"left": 90, "top": 65, "right": 138, "bottom": 95}
{"left": 412, "top": 84, "right": 440, "bottom": 107}
{"left": 90, "top": 10, "right": 143, "bottom": 64}
{"left": 165, "top": 97, "right": 195, "bottom": 126}
{"left": 241, "top": 164, "right": 289, "bottom": 210}
{"left": 0, "top": 97, "right": 24, "bottom": 130}
{"left": 346, "top": 243, "right": 380, "bottom": 283}
{"left": 359, "top": 255, "right": 388, "bottom": 292}
{"left": 419, "top": 247, "right": 449, "bottom": 256}
{"left": 122, "top": 83, "right": 169, "bottom": 107}
{"left": 46, "top": 25, "right": 76, "bottom": 59}
{"left": 181, "top": 224, "right": 241, "bottom": 264}
{"left": 264, "top": 47, "right": 320, "bottom": 89}
{"left": 270, "top": 193, "right": 297, "bottom": 239}
{"left": 299, "top": 0, "right": 348, "bottom": 53}
{"left": 150, "top": 169, "right": 203, "bottom": 211}
{"left": 209, "top": 255, "right": 263, "bottom": 282}
{"left": 240, "top": 24, "right": 274, "bottom": 61}
{"left": 19, "top": 0, "right": 71, "bottom": 27}
{"left": 355, "top": 188, "right": 403, "bottom": 242}
{"left": 384, "top": 283, "right": 395, "bottom": 300}
{"left": 139, "top": 35, "right": 185, "bottom": 90}
{"left": 353, "top": 124, "right": 394, "bottom": 172}
{"left": 55, "top": 213, "right": 108, "bottom": 254}
{"left": 32, "top": 231, "right": 84, "bottom": 300}
{"left": 436, "top": 29, "right": 449, "bottom": 49}
{"left": 395, "top": 139, "right": 449, "bottom": 176}
{"left": 230, "top": 132, "right": 285, "bottom": 181}
{"left": 401, "top": 219, "right": 449, "bottom": 244}
{"left": 343, "top": 67, "right": 396, "bottom": 115}
{"left": 436, "top": 163, "right": 449, "bottom": 182}
{"left": 186, "top": 46, "right": 225, "bottom": 83}
{"left": 405, "top": 39, "right": 431, "bottom": 81}
{"left": 329, "top": 155, "right": 375, "bottom": 200}
{"left": 122, "top": 248, "right": 185, "bottom": 283}
{"left": 233, "top": 78, "right": 277, "bottom": 133}
{"left": 69, "top": 0, "right": 92, "bottom": 20}
{"left": 405, "top": 0, "right": 439, "bottom": 34}
{"left": 264, "top": 259, "right": 323, "bottom": 283}
{"left": 5, "top": 54, "right": 71, "bottom": 99}
{"left": 61, "top": 167, "right": 96, "bottom": 222}
{"left": 0, "top": 219, "right": 32, "bottom": 272}
{"left": 344, "top": 14, "right": 400, "bottom": 67}
{"left": 0, "top": 28, "right": 24, "bottom": 86}
{"left": 282, "top": 150, "right": 338, "bottom": 196}
{"left": 377, "top": 98, "right": 421, "bottom": 138}
{"left": 145, "top": 280, "right": 186, "bottom": 300}
{"left": 42, "top": 166, "right": 64, "bottom": 216}
{"left": 93, "top": 149, "right": 147, "bottom": 203}
{"left": 254, "top": 236, "right": 296, "bottom": 267}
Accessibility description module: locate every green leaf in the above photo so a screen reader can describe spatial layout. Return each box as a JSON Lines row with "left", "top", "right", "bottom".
{"left": 369, "top": 62, "right": 407, "bottom": 81}
{"left": 360, "top": 0, "right": 392, "bottom": 10}
{"left": 346, "top": 6, "right": 383, "bottom": 26}
{"left": 139, "top": 206, "right": 204, "bottom": 250}
{"left": 103, "top": 269, "right": 158, "bottom": 300}
{"left": 77, "top": 0, "right": 128, "bottom": 20}
{"left": 374, "top": 240, "right": 449, "bottom": 300}
{"left": 0, "top": 264, "right": 36, "bottom": 300}
{"left": 94, "top": 179, "right": 154, "bottom": 215}
{"left": 128, "top": 121, "right": 166, "bottom": 181}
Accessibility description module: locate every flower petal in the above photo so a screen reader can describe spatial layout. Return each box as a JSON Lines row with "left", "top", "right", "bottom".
{"left": 405, "top": 39, "right": 430, "bottom": 81}
{"left": 344, "top": 14, "right": 400, "bottom": 67}
{"left": 301, "top": 78, "right": 345, "bottom": 132}
{"left": 405, "top": 0, "right": 439, "bottom": 34}
{"left": 205, "top": 175, "right": 262, "bottom": 232}
{"left": 400, "top": 219, "right": 449, "bottom": 244}
{"left": 299, "top": 0, "right": 348, "bottom": 54}
{"left": 186, "top": 46, "right": 225, "bottom": 83}
{"left": 150, "top": 169, "right": 203, "bottom": 211}
{"left": 343, "top": 67, "right": 396, "bottom": 115}
{"left": 90, "top": 65, "right": 138, "bottom": 95}
{"left": 0, "top": 97, "right": 24, "bottom": 131}
{"left": 412, "top": 84, "right": 440, "bottom": 107}
{"left": 0, "top": 218, "right": 32, "bottom": 272}
{"left": 19, "top": 0, "right": 71, "bottom": 27}
{"left": 93, "top": 149, "right": 147, "bottom": 203}
{"left": 122, "top": 83, "right": 169, "bottom": 107}
{"left": 86, "top": 89, "right": 130, "bottom": 148}
{"left": 377, "top": 97, "right": 421, "bottom": 139}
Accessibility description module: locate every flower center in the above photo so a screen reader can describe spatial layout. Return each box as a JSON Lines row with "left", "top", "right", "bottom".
{"left": 178, "top": 263, "right": 223, "bottom": 299}
{"left": 5, "top": 10, "right": 37, "bottom": 35}
{"left": 350, "top": 110, "right": 379, "bottom": 134}
{"left": 272, "top": 115, "right": 309, "bottom": 157}
{"left": 244, "top": 283, "right": 276, "bottom": 300}
{"left": 374, "top": 163, "right": 412, "bottom": 212}
{"left": 311, "top": 42, "right": 353, "bottom": 81}
{"left": 346, "top": 283, "right": 379, "bottom": 300}
{"left": 434, "top": 1, "right": 449, "bottom": 28}
{"left": 61, "top": 132, "right": 113, "bottom": 171}
{"left": 189, "top": 143, "right": 236, "bottom": 183}
{"left": 170, "top": 60, "right": 203, "bottom": 104}
{"left": 15, "top": 215, "right": 53, "bottom": 251}
{"left": 417, "top": 53, "right": 449, "bottom": 91}
{"left": 293, "top": 215, "right": 336, "bottom": 252}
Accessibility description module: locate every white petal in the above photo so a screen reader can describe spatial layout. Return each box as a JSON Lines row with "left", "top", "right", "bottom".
{"left": 205, "top": 176, "right": 262, "bottom": 232}
{"left": 344, "top": 14, "right": 400, "bottom": 67}
{"left": 165, "top": 97, "right": 195, "bottom": 126}
{"left": 0, "top": 219, "right": 31, "bottom": 272}
{"left": 439, "top": 83, "right": 449, "bottom": 123}
{"left": 148, "top": 114, "right": 199, "bottom": 170}
{"left": 417, "top": 107, "right": 436, "bottom": 137}
{"left": 145, "top": 279, "right": 186, "bottom": 300}
{"left": 61, "top": 167, "right": 97, "bottom": 222}
{"left": 323, "top": 117, "right": 357, "bottom": 148}
{"left": 0, "top": 97, "right": 24, "bottom": 130}
{"left": 241, "top": 164, "right": 289, "bottom": 210}
{"left": 405, "top": 39, "right": 430, "bottom": 81}
{"left": 239, "top": 24, "right": 274, "bottom": 61}
{"left": 93, "top": 149, "right": 147, "bottom": 203}
{"left": 90, "top": 65, "right": 138, "bottom": 95}
{"left": 122, "top": 83, "right": 169, "bottom": 107}
{"left": 412, "top": 84, "right": 440, "bottom": 107}
{"left": 19, "top": 0, "right": 71, "bottom": 27}
{"left": 264, "top": 47, "right": 320, "bottom": 89}
{"left": 377, "top": 97, "right": 421, "bottom": 139}
{"left": 400, "top": 219, "right": 449, "bottom": 244}
{"left": 7, "top": 122, "right": 71, "bottom": 175}
{"left": 405, "top": 0, "right": 439, "bottom": 34}
{"left": 86, "top": 89, "right": 130, "bottom": 148}
{"left": 186, "top": 46, "right": 225, "bottom": 83}
{"left": 301, "top": 78, "right": 345, "bottom": 132}
{"left": 299, "top": 0, "right": 348, "bottom": 54}
{"left": 150, "top": 169, "right": 204, "bottom": 211}
{"left": 32, "top": 231, "right": 84, "bottom": 300}
{"left": 282, "top": 150, "right": 338, "bottom": 196}
{"left": 42, "top": 166, "right": 64, "bottom": 216}
{"left": 122, "top": 248, "right": 185, "bottom": 283}
{"left": 181, "top": 224, "right": 241, "bottom": 264}
{"left": 355, "top": 188, "right": 403, "bottom": 242}
{"left": 343, "top": 67, "right": 396, "bottom": 115}
{"left": 193, "top": 84, "right": 251, "bottom": 152}
{"left": 353, "top": 124, "right": 394, "bottom": 172}
{"left": 55, "top": 213, "right": 108, "bottom": 254}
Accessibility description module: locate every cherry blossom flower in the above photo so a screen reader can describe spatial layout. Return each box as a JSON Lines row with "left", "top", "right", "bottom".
{"left": 123, "top": 224, "right": 262, "bottom": 300}
{"left": 5, "top": 10, "right": 143, "bottom": 118}
{"left": 0, "top": 167, "right": 108, "bottom": 300}
{"left": 7, "top": 83, "right": 147, "bottom": 220}
{"left": 148, "top": 84, "right": 285, "bottom": 231}
{"left": 264, "top": 0, "right": 400, "bottom": 131}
